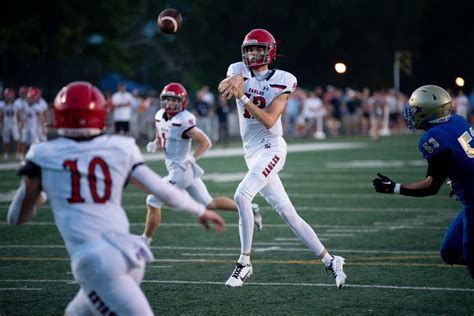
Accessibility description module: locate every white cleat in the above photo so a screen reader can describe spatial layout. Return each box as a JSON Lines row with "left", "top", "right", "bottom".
{"left": 251, "top": 203, "right": 263, "bottom": 231}
{"left": 225, "top": 263, "right": 253, "bottom": 288}
{"left": 326, "top": 256, "right": 347, "bottom": 289}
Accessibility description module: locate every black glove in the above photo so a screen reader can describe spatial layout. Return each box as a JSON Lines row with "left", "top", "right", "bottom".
{"left": 372, "top": 173, "right": 396, "bottom": 194}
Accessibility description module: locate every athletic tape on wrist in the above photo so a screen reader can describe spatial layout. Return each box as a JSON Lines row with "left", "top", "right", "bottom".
{"left": 237, "top": 95, "right": 250, "bottom": 107}
{"left": 394, "top": 183, "right": 401, "bottom": 194}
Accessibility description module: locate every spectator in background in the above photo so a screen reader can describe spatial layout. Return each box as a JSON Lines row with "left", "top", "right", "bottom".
{"left": 385, "top": 88, "right": 399, "bottom": 133}
{"left": 323, "top": 86, "right": 342, "bottom": 137}
{"left": 343, "top": 89, "right": 361, "bottom": 136}
{"left": 216, "top": 94, "right": 231, "bottom": 146}
{"left": 130, "top": 89, "right": 143, "bottom": 139}
{"left": 360, "top": 88, "right": 371, "bottom": 136}
{"left": 284, "top": 87, "right": 302, "bottom": 138}
{"left": 193, "top": 88, "right": 213, "bottom": 141}
{"left": 111, "top": 83, "right": 133, "bottom": 136}
{"left": 301, "top": 90, "right": 326, "bottom": 139}
{"left": 369, "top": 91, "right": 386, "bottom": 142}
{"left": 468, "top": 87, "right": 474, "bottom": 126}
{"left": 103, "top": 92, "right": 114, "bottom": 134}
{"left": 143, "top": 90, "right": 160, "bottom": 141}
{"left": 455, "top": 90, "right": 469, "bottom": 121}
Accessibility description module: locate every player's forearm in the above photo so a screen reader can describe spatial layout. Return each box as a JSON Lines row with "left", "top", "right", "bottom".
{"left": 130, "top": 165, "right": 205, "bottom": 216}
{"left": 7, "top": 178, "right": 41, "bottom": 225}
{"left": 399, "top": 176, "right": 443, "bottom": 197}
{"left": 239, "top": 97, "right": 277, "bottom": 129}
{"left": 193, "top": 136, "right": 211, "bottom": 160}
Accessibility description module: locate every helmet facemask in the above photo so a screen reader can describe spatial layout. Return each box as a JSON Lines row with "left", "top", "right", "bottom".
{"left": 242, "top": 44, "right": 272, "bottom": 67}
{"left": 161, "top": 95, "right": 183, "bottom": 117}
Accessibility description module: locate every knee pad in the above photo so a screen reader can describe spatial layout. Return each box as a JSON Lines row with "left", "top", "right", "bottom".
{"left": 146, "top": 194, "right": 163, "bottom": 208}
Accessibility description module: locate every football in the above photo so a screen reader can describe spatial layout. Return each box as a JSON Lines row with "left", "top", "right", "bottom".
{"left": 157, "top": 8, "right": 182, "bottom": 34}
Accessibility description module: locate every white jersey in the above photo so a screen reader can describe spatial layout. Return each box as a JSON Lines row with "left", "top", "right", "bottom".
{"left": 21, "top": 103, "right": 40, "bottom": 131}
{"left": 226, "top": 62, "right": 297, "bottom": 148}
{"left": 155, "top": 109, "right": 196, "bottom": 169}
{"left": 25, "top": 135, "right": 144, "bottom": 256}
{"left": 0, "top": 101, "right": 21, "bottom": 127}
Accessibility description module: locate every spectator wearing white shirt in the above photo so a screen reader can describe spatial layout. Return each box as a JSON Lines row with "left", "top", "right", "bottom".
{"left": 454, "top": 90, "right": 469, "bottom": 120}
{"left": 111, "top": 83, "right": 133, "bottom": 135}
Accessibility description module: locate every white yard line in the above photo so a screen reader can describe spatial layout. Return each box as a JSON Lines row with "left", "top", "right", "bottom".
{"left": 0, "top": 287, "right": 42, "bottom": 291}
{"left": 0, "top": 221, "right": 449, "bottom": 230}
{"left": 0, "top": 279, "right": 472, "bottom": 292}
{"left": 0, "top": 244, "right": 439, "bottom": 254}
{"left": 0, "top": 142, "right": 368, "bottom": 171}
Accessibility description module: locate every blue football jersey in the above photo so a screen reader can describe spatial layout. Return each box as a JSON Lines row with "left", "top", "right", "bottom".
{"left": 419, "top": 115, "right": 474, "bottom": 203}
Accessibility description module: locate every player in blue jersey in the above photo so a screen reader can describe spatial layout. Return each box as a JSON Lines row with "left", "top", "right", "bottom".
{"left": 372, "top": 85, "right": 474, "bottom": 278}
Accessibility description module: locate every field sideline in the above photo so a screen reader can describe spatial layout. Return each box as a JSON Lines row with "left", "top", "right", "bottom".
{"left": 0, "top": 134, "right": 473, "bottom": 315}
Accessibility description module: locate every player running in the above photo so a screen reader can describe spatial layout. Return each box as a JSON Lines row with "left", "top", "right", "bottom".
{"left": 7, "top": 81, "right": 225, "bottom": 315}
{"left": 373, "top": 85, "right": 474, "bottom": 278}
{"left": 142, "top": 82, "right": 262, "bottom": 245}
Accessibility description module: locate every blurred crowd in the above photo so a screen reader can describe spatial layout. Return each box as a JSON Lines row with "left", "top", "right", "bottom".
{"left": 2, "top": 83, "right": 474, "bottom": 161}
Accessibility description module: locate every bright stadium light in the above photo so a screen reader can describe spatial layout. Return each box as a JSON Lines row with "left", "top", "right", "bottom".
{"left": 335, "top": 62, "right": 347, "bottom": 74}
{"left": 455, "top": 77, "right": 465, "bottom": 87}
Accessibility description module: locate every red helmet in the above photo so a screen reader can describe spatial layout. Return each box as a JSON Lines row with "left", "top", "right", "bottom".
{"left": 3, "top": 88, "right": 16, "bottom": 102}
{"left": 54, "top": 81, "right": 106, "bottom": 137}
{"left": 241, "top": 29, "right": 277, "bottom": 67}
{"left": 160, "top": 82, "right": 187, "bottom": 117}
{"left": 27, "top": 86, "right": 41, "bottom": 102}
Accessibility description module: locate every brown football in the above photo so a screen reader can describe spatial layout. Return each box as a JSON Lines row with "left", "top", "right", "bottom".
{"left": 157, "top": 8, "right": 182, "bottom": 34}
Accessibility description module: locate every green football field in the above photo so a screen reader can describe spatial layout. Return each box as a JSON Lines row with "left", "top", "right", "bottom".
{"left": 1, "top": 134, "right": 473, "bottom": 315}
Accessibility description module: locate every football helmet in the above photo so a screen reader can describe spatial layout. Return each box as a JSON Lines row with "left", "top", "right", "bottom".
{"left": 403, "top": 85, "right": 452, "bottom": 130}
{"left": 54, "top": 81, "right": 106, "bottom": 137}
{"left": 3, "top": 88, "right": 16, "bottom": 102}
{"left": 160, "top": 82, "right": 187, "bottom": 117}
{"left": 241, "top": 29, "right": 277, "bottom": 67}
{"left": 26, "top": 87, "right": 41, "bottom": 103}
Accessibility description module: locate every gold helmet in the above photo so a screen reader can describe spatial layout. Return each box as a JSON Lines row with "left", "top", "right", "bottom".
{"left": 403, "top": 85, "right": 452, "bottom": 129}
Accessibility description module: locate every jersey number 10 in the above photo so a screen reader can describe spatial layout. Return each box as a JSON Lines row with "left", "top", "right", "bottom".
{"left": 63, "top": 157, "right": 112, "bottom": 204}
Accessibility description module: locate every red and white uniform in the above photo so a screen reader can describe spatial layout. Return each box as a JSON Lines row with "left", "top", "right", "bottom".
{"left": 26, "top": 135, "right": 146, "bottom": 255}
{"left": 20, "top": 104, "right": 42, "bottom": 145}
{"left": 227, "top": 62, "right": 326, "bottom": 259}
{"left": 226, "top": 62, "right": 297, "bottom": 184}
{"left": 147, "top": 109, "right": 212, "bottom": 208}
{"left": 36, "top": 98, "right": 48, "bottom": 142}
{"left": 26, "top": 134, "right": 155, "bottom": 315}
{"left": 227, "top": 62, "right": 297, "bottom": 153}
{"left": 0, "top": 100, "right": 22, "bottom": 143}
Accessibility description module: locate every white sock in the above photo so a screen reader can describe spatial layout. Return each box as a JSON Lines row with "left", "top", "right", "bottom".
{"left": 321, "top": 253, "right": 333, "bottom": 267}
{"left": 238, "top": 254, "right": 251, "bottom": 266}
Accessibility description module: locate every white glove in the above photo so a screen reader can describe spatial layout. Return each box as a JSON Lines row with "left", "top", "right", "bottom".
{"left": 179, "top": 154, "right": 197, "bottom": 171}
{"left": 140, "top": 234, "right": 152, "bottom": 247}
{"left": 146, "top": 141, "right": 158, "bottom": 153}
